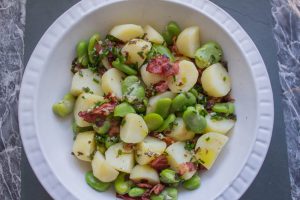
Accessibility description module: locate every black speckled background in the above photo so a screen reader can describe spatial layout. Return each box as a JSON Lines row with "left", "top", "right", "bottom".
{"left": 19, "top": 0, "right": 293, "bottom": 199}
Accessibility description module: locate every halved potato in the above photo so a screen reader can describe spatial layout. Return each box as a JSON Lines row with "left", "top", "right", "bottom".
{"left": 105, "top": 142, "right": 135, "bottom": 173}
{"left": 92, "top": 151, "right": 119, "bottom": 182}
{"left": 165, "top": 142, "right": 193, "bottom": 172}
{"left": 176, "top": 26, "right": 200, "bottom": 58}
{"left": 195, "top": 132, "right": 228, "bottom": 169}
{"left": 201, "top": 63, "right": 231, "bottom": 97}
{"left": 140, "top": 64, "right": 164, "bottom": 86}
{"left": 71, "top": 69, "right": 103, "bottom": 96}
{"left": 120, "top": 113, "right": 148, "bottom": 143}
{"left": 205, "top": 114, "right": 235, "bottom": 134}
{"left": 181, "top": 170, "right": 197, "bottom": 181}
{"left": 72, "top": 131, "right": 95, "bottom": 162}
{"left": 144, "top": 25, "right": 164, "bottom": 44}
{"left": 167, "top": 118, "right": 195, "bottom": 141}
{"left": 109, "top": 24, "right": 144, "bottom": 42}
{"left": 167, "top": 60, "right": 199, "bottom": 93}
{"left": 101, "top": 57, "right": 111, "bottom": 70}
{"left": 74, "top": 93, "right": 104, "bottom": 127}
{"left": 129, "top": 165, "right": 160, "bottom": 184}
{"left": 101, "top": 68, "right": 125, "bottom": 98}
{"left": 135, "top": 136, "right": 167, "bottom": 165}
{"left": 147, "top": 91, "right": 176, "bottom": 113}
{"left": 121, "top": 39, "right": 152, "bottom": 67}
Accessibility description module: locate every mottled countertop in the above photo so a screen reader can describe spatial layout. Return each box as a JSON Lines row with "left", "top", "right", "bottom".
{"left": 0, "top": 0, "right": 299, "bottom": 199}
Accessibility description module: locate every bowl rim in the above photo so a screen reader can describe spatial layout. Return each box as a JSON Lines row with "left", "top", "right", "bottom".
{"left": 19, "top": 0, "right": 274, "bottom": 199}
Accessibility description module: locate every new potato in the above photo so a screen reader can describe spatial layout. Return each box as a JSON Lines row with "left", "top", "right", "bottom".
{"left": 168, "top": 118, "right": 195, "bottom": 141}
{"left": 72, "top": 131, "right": 96, "bottom": 162}
{"left": 129, "top": 165, "right": 160, "bottom": 184}
{"left": 176, "top": 26, "right": 201, "bottom": 58}
{"left": 110, "top": 24, "right": 144, "bottom": 42}
{"left": 101, "top": 68, "right": 125, "bottom": 98}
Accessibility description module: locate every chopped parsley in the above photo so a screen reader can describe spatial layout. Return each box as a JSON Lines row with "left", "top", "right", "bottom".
{"left": 93, "top": 78, "right": 100, "bottom": 84}
{"left": 185, "top": 141, "right": 196, "bottom": 151}
{"left": 78, "top": 70, "right": 83, "bottom": 77}
{"left": 205, "top": 137, "right": 210, "bottom": 141}
{"left": 82, "top": 87, "right": 93, "bottom": 94}
{"left": 137, "top": 51, "right": 145, "bottom": 59}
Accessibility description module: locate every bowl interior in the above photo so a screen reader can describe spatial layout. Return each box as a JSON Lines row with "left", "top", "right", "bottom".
{"left": 35, "top": 0, "right": 257, "bottom": 199}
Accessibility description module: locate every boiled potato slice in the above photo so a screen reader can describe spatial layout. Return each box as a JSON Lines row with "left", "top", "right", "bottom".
{"left": 121, "top": 39, "right": 152, "bottom": 67}
{"left": 181, "top": 170, "right": 197, "bottom": 180}
{"left": 72, "top": 131, "right": 96, "bottom": 162}
{"left": 120, "top": 113, "right": 148, "bottom": 143}
{"left": 71, "top": 69, "right": 103, "bottom": 96}
{"left": 74, "top": 93, "right": 104, "bottom": 127}
{"left": 166, "top": 142, "right": 193, "bottom": 172}
{"left": 140, "top": 64, "right": 164, "bottom": 86}
{"left": 195, "top": 132, "right": 228, "bottom": 169}
{"left": 147, "top": 91, "right": 176, "bottom": 113}
{"left": 92, "top": 151, "right": 119, "bottom": 182}
{"left": 135, "top": 136, "right": 167, "bottom": 165}
{"left": 109, "top": 24, "right": 144, "bottom": 42}
{"left": 176, "top": 26, "right": 200, "bottom": 58}
{"left": 167, "top": 60, "right": 199, "bottom": 93}
{"left": 144, "top": 25, "right": 164, "bottom": 44}
{"left": 167, "top": 118, "right": 195, "bottom": 141}
{"left": 130, "top": 165, "right": 160, "bottom": 184}
{"left": 101, "top": 68, "right": 124, "bottom": 98}
{"left": 105, "top": 142, "right": 135, "bottom": 173}
{"left": 205, "top": 114, "right": 235, "bottom": 134}
{"left": 201, "top": 63, "right": 231, "bottom": 97}
{"left": 101, "top": 57, "right": 111, "bottom": 70}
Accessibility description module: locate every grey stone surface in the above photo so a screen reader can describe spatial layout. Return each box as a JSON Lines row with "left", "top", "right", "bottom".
{"left": 271, "top": 0, "right": 300, "bottom": 199}
{"left": 0, "top": 0, "right": 26, "bottom": 200}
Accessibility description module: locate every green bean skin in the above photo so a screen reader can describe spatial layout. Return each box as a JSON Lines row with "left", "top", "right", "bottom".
{"left": 85, "top": 171, "right": 111, "bottom": 192}
{"left": 112, "top": 58, "right": 137, "bottom": 75}
{"left": 157, "top": 114, "right": 176, "bottom": 132}
{"left": 159, "top": 169, "right": 180, "bottom": 184}
{"left": 167, "top": 21, "right": 181, "bottom": 37}
{"left": 183, "top": 107, "right": 206, "bottom": 133}
{"left": 154, "top": 98, "right": 172, "bottom": 119}
{"left": 144, "top": 113, "right": 164, "bottom": 131}
{"left": 93, "top": 120, "right": 111, "bottom": 134}
{"left": 114, "top": 102, "right": 136, "bottom": 117}
{"left": 212, "top": 102, "right": 235, "bottom": 114}
{"left": 76, "top": 41, "right": 89, "bottom": 66}
{"left": 171, "top": 92, "right": 196, "bottom": 112}
{"left": 88, "top": 33, "right": 101, "bottom": 64}
{"left": 153, "top": 44, "right": 175, "bottom": 61}
{"left": 52, "top": 93, "right": 75, "bottom": 117}
{"left": 182, "top": 174, "right": 201, "bottom": 190}
{"left": 194, "top": 41, "right": 223, "bottom": 68}
{"left": 114, "top": 173, "right": 132, "bottom": 195}
{"left": 128, "top": 187, "right": 146, "bottom": 197}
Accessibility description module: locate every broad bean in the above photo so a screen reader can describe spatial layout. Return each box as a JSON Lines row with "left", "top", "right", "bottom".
{"left": 76, "top": 41, "right": 89, "bottom": 66}
{"left": 153, "top": 44, "right": 175, "bottom": 61}
{"left": 93, "top": 120, "right": 111, "bottom": 134}
{"left": 144, "top": 113, "right": 164, "bottom": 131}
{"left": 85, "top": 171, "right": 111, "bottom": 192}
{"left": 112, "top": 58, "right": 137, "bottom": 75}
{"left": 159, "top": 169, "right": 180, "bottom": 184}
{"left": 114, "top": 173, "right": 133, "bottom": 195}
{"left": 161, "top": 187, "right": 178, "bottom": 200}
{"left": 171, "top": 92, "right": 196, "bottom": 112}
{"left": 122, "top": 76, "right": 145, "bottom": 102}
{"left": 128, "top": 187, "right": 146, "bottom": 197}
{"left": 194, "top": 41, "right": 223, "bottom": 68}
{"left": 212, "top": 102, "right": 234, "bottom": 114}
{"left": 88, "top": 33, "right": 101, "bottom": 64}
{"left": 157, "top": 114, "right": 176, "bottom": 132}
{"left": 72, "top": 122, "right": 93, "bottom": 134}
{"left": 182, "top": 174, "right": 201, "bottom": 190}
{"left": 52, "top": 93, "right": 75, "bottom": 117}
{"left": 154, "top": 98, "right": 172, "bottom": 119}
{"left": 183, "top": 106, "right": 206, "bottom": 133}
{"left": 114, "top": 102, "right": 136, "bottom": 117}
{"left": 162, "top": 21, "right": 181, "bottom": 45}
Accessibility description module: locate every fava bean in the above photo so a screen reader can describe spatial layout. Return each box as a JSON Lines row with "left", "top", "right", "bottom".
{"left": 212, "top": 102, "right": 235, "bottom": 114}
{"left": 128, "top": 187, "right": 146, "bottom": 197}
{"left": 72, "top": 122, "right": 93, "bottom": 134}
{"left": 167, "top": 21, "right": 181, "bottom": 37}
{"left": 162, "top": 31, "right": 173, "bottom": 45}
{"left": 161, "top": 187, "right": 178, "bottom": 200}
{"left": 157, "top": 114, "right": 176, "bottom": 132}
{"left": 114, "top": 173, "right": 133, "bottom": 195}
{"left": 85, "top": 171, "right": 111, "bottom": 192}
{"left": 153, "top": 44, "right": 175, "bottom": 61}
{"left": 112, "top": 58, "right": 137, "bottom": 75}
{"left": 114, "top": 102, "right": 136, "bottom": 117}
{"left": 171, "top": 92, "right": 196, "bottom": 112}
{"left": 194, "top": 41, "right": 223, "bottom": 68}
{"left": 76, "top": 41, "right": 89, "bottom": 66}
{"left": 144, "top": 113, "right": 164, "bottom": 131}
{"left": 154, "top": 98, "right": 172, "bottom": 119}
{"left": 52, "top": 93, "right": 75, "bottom": 117}
{"left": 182, "top": 174, "right": 201, "bottom": 190}
{"left": 88, "top": 33, "right": 101, "bottom": 64}
{"left": 93, "top": 120, "right": 111, "bottom": 134}
{"left": 122, "top": 76, "right": 145, "bottom": 102}
{"left": 150, "top": 194, "right": 164, "bottom": 200}
{"left": 160, "top": 169, "right": 180, "bottom": 184}
{"left": 183, "top": 107, "right": 206, "bottom": 133}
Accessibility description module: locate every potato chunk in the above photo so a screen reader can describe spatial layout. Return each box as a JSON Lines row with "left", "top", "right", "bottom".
{"left": 92, "top": 151, "right": 119, "bottom": 182}
{"left": 168, "top": 118, "right": 195, "bottom": 141}
{"left": 201, "top": 63, "right": 231, "bottom": 97}
{"left": 144, "top": 25, "right": 164, "bottom": 44}
{"left": 135, "top": 136, "right": 167, "bottom": 165}
{"left": 130, "top": 165, "right": 160, "bottom": 184}
{"left": 109, "top": 24, "right": 144, "bottom": 42}
{"left": 195, "top": 132, "right": 228, "bottom": 169}
{"left": 72, "top": 131, "right": 96, "bottom": 162}
{"left": 101, "top": 68, "right": 124, "bottom": 98}
{"left": 176, "top": 26, "right": 200, "bottom": 58}
{"left": 205, "top": 114, "right": 235, "bottom": 134}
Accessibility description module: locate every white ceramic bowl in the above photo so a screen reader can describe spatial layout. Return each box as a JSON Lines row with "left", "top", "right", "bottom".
{"left": 19, "top": 0, "right": 274, "bottom": 199}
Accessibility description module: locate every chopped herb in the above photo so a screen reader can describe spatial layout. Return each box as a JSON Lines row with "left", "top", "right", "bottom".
{"left": 117, "top": 149, "right": 124, "bottom": 157}
{"left": 172, "top": 75, "right": 176, "bottom": 82}
{"left": 185, "top": 141, "right": 196, "bottom": 151}
{"left": 223, "top": 76, "right": 227, "bottom": 81}
{"left": 205, "top": 137, "right": 210, "bottom": 141}
{"left": 137, "top": 51, "right": 145, "bottom": 59}
{"left": 77, "top": 151, "right": 84, "bottom": 156}
{"left": 82, "top": 87, "right": 93, "bottom": 94}
{"left": 198, "top": 158, "right": 205, "bottom": 164}
{"left": 93, "top": 78, "right": 100, "bottom": 84}
{"left": 79, "top": 70, "right": 83, "bottom": 77}
{"left": 81, "top": 95, "right": 86, "bottom": 99}
{"left": 121, "top": 119, "right": 126, "bottom": 126}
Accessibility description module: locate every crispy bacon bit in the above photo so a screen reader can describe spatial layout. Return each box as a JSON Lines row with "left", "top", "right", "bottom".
{"left": 116, "top": 194, "right": 138, "bottom": 200}
{"left": 150, "top": 155, "right": 169, "bottom": 171}
{"left": 150, "top": 133, "right": 175, "bottom": 146}
{"left": 178, "top": 162, "right": 197, "bottom": 176}
{"left": 163, "top": 136, "right": 175, "bottom": 146}
{"left": 123, "top": 143, "right": 135, "bottom": 151}
{"left": 150, "top": 184, "right": 165, "bottom": 195}
{"left": 108, "top": 120, "right": 120, "bottom": 137}
{"left": 95, "top": 42, "right": 102, "bottom": 54}
{"left": 146, "top": 55, "right": 179, "bottom": 77}
{"left": 104, "top": 92, "right": 118, "bottom": 103}
{"left": 78, "top": 101, "right": 117, "bottom": 123}
{"left": 153, "top": 81, "right": 169, "bottom": 93}
{"left": 136, "top": 183, "right": 154, "bottom": 189}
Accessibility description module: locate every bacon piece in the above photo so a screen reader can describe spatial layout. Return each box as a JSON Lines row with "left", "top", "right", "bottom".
{"left": 123, "top": 143, "right": 135, "bottom": 151}
{"left": 116, "top": 194, "right": 138, "bottom": 200}
{"left": 153, "top": 81, "right": 169, "bottom": 93}
{"left": 150, "top": 184, "right": 165, "bottom": 195}
{"left": 95, "top": 42, "right": 102, "bottom": 54}
{"left": 78, "top": 101, "right": 117, "bottom": 123}
{"left": 146, "top": 55, "right": 179, "bottom": 77}
{"left": 136, "top": 183, "right": 154, "bottom": 189}
{"left": 108, "top": 119, "right": 120, "bottom": 137}
{"left": 178, "top": 162, "right": 197, "bottom": 176}
{"left": 163, "top": 136, "right": 175, "bottom": 146}
{"left": 150, "top": 155, "right": 169, "bottom": 171}
{"left": 104, "top": 92, "right": 118, "bottom": 103}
